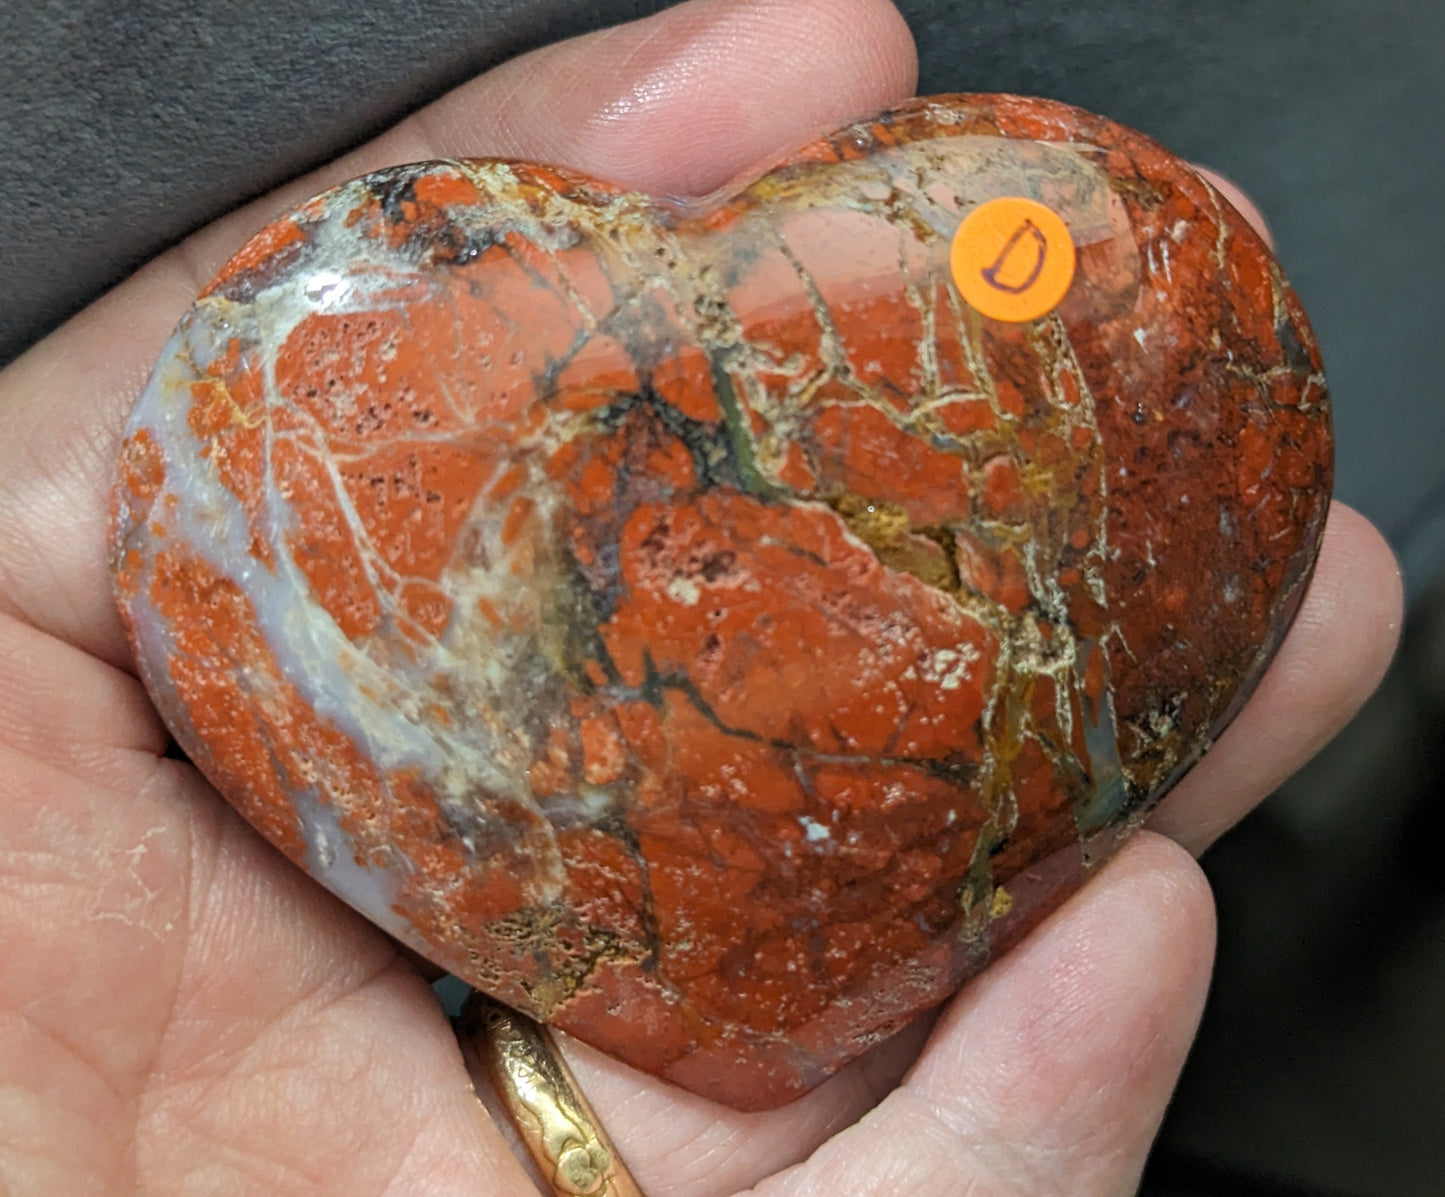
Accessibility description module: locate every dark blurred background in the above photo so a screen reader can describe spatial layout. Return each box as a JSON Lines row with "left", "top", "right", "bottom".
{"left": 4, "top": 2, "right": 1441, "bottom": 1191}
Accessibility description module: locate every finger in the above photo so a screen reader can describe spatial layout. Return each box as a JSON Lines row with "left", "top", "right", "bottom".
{"left": 554, "top": 1010, "right": 935, "bottom": 1197}
{"left": 0, "top": 609, "right": 165, "bottom": 768}
{"left": 756, "top": 832, "right": 1215, "bottom": 1197}
{"left": 1193, "top": 165, "right": 1275, "bottom": 250}
{"left": 1149, "top": 502, "right": 1403, "bottom": 854}
{"left": 0, "top": 0, "right": 918, "bottom": 667}
{"left": 188, "top": 0, "right": 918, "bottom": 274}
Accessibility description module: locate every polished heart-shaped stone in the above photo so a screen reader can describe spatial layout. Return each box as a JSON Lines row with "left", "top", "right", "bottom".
{"left": 111, "top": 93, "right": 1331, "bottom": 1110}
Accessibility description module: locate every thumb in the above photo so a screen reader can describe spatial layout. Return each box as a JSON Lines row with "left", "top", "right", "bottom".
{"left": 758, "top": 832, "right": 1216, "bottom": 1197}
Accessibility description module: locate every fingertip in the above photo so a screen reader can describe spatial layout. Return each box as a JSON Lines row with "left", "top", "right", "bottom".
{"left": 864, "top": 834, "right": 1214, "bottom": 1194}
{"left": 922, "top": 832, "right": 1215, "bottom": 1074}
{"left": 1152, "top": 501, "right": 1404, "bottom": 852}
{"left": 1113, "top": 830, "right": 1219, "bottom": 963}
{"left": 1288, "top": 501, "right": 1405, "bottom": 685}
{"left": 1193, "top": 164, "right": 1275, "bottom": 250}
{"left": 1219, "top": 500, "right": 1404, "bottom": 738}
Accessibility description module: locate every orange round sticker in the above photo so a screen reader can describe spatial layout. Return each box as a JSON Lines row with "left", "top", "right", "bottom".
{"left": 950, "top": 197, "right": 1077, "bottom": 323}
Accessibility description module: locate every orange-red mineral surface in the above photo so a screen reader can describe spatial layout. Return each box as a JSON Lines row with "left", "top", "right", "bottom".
{"left": 111, "top": 94, "right": 1332, "bottom": 1109}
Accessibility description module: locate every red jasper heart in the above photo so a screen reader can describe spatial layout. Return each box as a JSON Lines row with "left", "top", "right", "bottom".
{"left": 111, "top": 93, "right": 1331, "bottom": 1110}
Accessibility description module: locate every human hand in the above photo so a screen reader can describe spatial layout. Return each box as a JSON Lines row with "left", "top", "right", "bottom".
{"left": 0, "top": 1, "right": 1402, "bottom": 1193}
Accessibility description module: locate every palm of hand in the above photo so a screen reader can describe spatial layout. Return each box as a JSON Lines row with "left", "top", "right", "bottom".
{"left": 0, "top": 2, "right": 1400, "bottom": 1193}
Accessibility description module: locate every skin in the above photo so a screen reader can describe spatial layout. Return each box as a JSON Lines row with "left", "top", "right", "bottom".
{"left": 0, "top": 1, "right": 1403, "bottom": 1193}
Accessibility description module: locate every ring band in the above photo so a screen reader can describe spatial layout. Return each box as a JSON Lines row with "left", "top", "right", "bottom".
{"left": 461, "top": 994, "right": 645, "bottom": 1197}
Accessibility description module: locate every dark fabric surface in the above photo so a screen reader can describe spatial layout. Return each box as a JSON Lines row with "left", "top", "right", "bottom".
{"left": 4, "top": 2, "right": 1442, "bottom": 1191}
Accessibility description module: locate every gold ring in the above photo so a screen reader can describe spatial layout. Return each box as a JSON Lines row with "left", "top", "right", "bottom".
{"left": 460, "top": 994, "right": 645, "bottom": 1197}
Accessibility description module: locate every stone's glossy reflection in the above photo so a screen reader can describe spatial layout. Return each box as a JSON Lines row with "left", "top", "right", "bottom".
{"left": 111, "top": 94, "right": 1331, "bottom": 1109}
